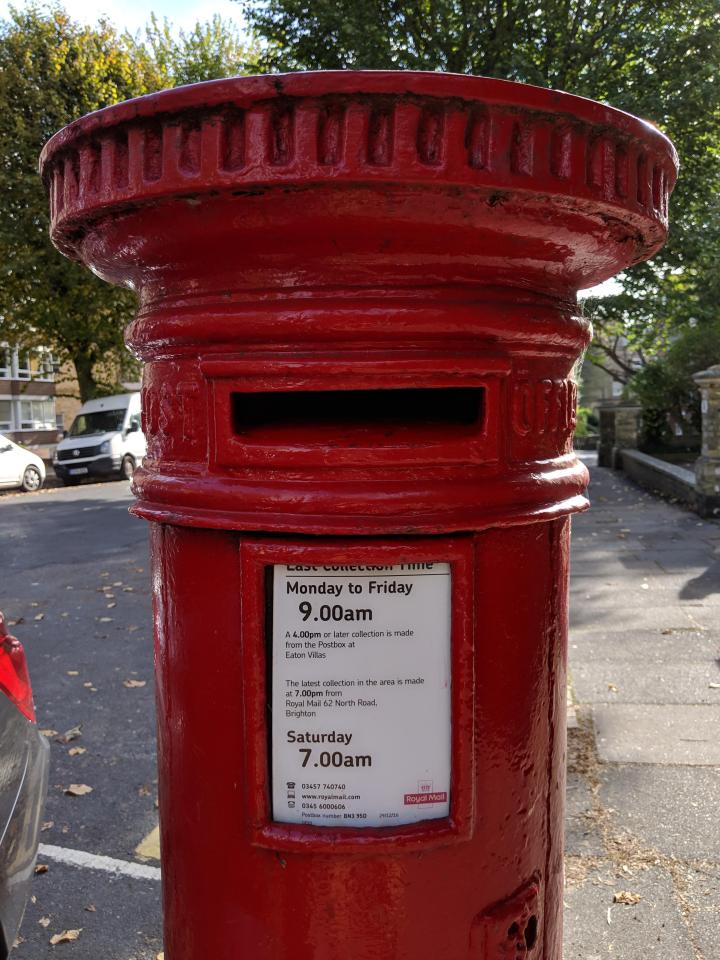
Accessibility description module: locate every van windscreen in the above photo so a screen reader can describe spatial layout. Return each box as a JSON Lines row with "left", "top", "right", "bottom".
{"left": 69, "top": 410, "right": 125, "bottom": 436}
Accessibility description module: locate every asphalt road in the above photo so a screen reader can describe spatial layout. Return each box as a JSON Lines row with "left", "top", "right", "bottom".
{"left": 0, "top": 480, "right": 162, "bottom": 959}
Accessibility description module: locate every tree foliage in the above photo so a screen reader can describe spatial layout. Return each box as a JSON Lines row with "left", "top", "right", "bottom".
{"left": 0, "top": 4, "right": 252, "bottom": 401}
{"left": 245, "top": 0, "right": 720, "bottom": 435}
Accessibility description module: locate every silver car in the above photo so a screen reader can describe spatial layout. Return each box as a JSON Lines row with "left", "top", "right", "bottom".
{"left": 0, "top": 612, "right": 49, "bottom": 957}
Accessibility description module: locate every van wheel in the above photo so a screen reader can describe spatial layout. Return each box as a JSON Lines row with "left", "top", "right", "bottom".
{"left": 21, "top": 466, "right": 43, "bottom": 492}
{"left": 121, "top": 455, "right": 135, "bottom": 480}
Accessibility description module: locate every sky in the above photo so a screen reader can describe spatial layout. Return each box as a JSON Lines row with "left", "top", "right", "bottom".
{"left": 0, "top": 0, "right": 246, "bottom": 34}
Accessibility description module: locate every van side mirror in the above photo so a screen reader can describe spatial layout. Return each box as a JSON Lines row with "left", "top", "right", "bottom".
{"left": 62, "top": 430, "right": 68, "bottom": 438}
{"left": 126, "top": 423, "right": 138, "bottom": 434}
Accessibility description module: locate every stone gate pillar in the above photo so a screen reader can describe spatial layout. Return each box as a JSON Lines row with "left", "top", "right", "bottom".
{"left": 693, "top": 364, "right": 720, "bottom": 517}
{"left": 613, "top": 401, "right": 642, "bottom": 468}
{"left": 597, "top": 402, "right": 617, "bottom": 468}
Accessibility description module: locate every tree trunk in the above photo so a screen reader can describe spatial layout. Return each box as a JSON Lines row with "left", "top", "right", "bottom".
{"left": 73, "top": 354, "right": 98, "bottom": 403}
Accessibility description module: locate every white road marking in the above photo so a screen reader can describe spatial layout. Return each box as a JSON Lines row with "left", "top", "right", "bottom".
{"left": 38, "top": 844, "right": 161, "bottom": 881}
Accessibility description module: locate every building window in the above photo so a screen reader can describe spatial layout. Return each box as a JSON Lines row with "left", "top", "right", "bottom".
{"left": 16, "top": 352, "right": 31, "bottom": 380}
{"left": 14, "top": 348, "right": 55, "bottom": 382}
{"left": 0, "top": 347, "right": 10, "bottom": 379}
{"left": 19, "top": 398, "right": 56, "bottom": 430}
{"left": 0, "top": 399, "right": 11, "bottom": 431}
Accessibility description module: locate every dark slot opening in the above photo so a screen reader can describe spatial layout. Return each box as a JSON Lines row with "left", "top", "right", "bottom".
{"left": 232, "top": 387, "right": 484, "bottom": 443}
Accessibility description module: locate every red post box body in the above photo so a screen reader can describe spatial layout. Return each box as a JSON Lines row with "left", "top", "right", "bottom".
{"left": 41, "top": 72, "right": 676, "bottom": 959}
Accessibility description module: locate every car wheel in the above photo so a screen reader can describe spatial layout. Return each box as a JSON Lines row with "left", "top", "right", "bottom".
{"left": 21, "top": 466, "right": 43, "bottom": 492}
{"left": 121, "top": 455, "right": 135, "bottom": 480}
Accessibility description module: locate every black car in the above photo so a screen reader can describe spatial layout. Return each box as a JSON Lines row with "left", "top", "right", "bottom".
{"left": 0, "top": 612, "right": 49, "bottom": 957}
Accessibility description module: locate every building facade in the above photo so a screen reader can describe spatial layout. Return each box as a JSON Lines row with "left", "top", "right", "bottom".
{"left": 0, "top": 345, "right": 60, "bottom": 448}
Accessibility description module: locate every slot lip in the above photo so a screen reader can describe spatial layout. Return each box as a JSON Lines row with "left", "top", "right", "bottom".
{"left": 203, "top": 356, "right": 509, "bottom": 469}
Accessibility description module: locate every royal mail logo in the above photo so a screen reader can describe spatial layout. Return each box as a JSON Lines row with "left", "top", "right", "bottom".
{"left": 404, "top": 791, "right": 448, "bottom": 805}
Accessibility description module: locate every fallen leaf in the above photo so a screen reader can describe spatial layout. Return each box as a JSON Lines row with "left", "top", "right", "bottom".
{"left": 112, "top": 581, "right": 122, "bottom": 586}
{"left": 39, "top": 917, "right": 51, "bottom": 928}
{"left": 124, "top": 679, "right": 146, "bottom": 688}
{"left": 85, "top": 905, "right": 96, "bottom": 913}
{"left": 608, "top": 683, "right": 618, "bottom": 693}
{"left": 34, "top": 613, "right": 45, "bottom": 620}
{"left": 641, "top": 583, "right": 649, "bottom": 590}
{"left": 64, "top": 784, "right": 93, "bottom": 797}
{"left": 123, "top": 586, "right": 134, "bottom": 592}
{"left": 50, "top": 929, "right": 82, "bottom": 945}
{"left": 57, "top": 724, "right": 82, "bottom": 744}
{"left": 83, "top": 682, "right": 93, "bottom": 688}
{"left": 138, "top": 785, "right": 151, "bottom": 797}
{"left": 40, "top": 729, "right": 58, "bottom": 738}
{"left": 157, "top": 953, "right": 164, "bottom": 960}
{"left": 68, "top": 747, "right": 86, "bottom": 757}
{"left": 613, "top": 891, "right": 642, "bottom": 905}
{"left": 35, "top": 863, "right": 49, "bottom": 874}
{"left": 98, "top": 617, "right": 113, "bottom": 623}
{"left": 709, "top": 683, "right": 720, "bottom": 690}
{"left": 66, "top": 671, "right": 79, "bottom": 677}
{"left": 7, "top": 617, "right": 24, "bottom": 626}
{"left": 107, "top": 602, "right": 117, "bottom": 609}
{"left": 661, "top": 629, "right": 673, "bottom": 635}
{"left": 41, "top": 821, "right": 54, "bottom": 831}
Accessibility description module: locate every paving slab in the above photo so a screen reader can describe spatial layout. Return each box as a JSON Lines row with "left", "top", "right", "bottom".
{"left": 565, "top": 772, "right": 605, "bottom": 858}
{"left": 593, "top": 703, "right": 720, "bottom": 765}
{"left": 572, "top": 661, "right": 720, "bottom": 705}
{"left": 569, "top": 597, "right": 713, "bottom": 634}
{"left": 683, "top": 864, "right": 720, "bottom": 959}
{"left": 564, "top": 864, "right": 696, "bottom": 959}
{"left": 600, "top": 765, "right": 720, "bottom": 860}
{"left": 570, "top": 579, "right": 717, "bottom": 610}
{"left": 569, "top": 629, "right": 719, "bottom": 663}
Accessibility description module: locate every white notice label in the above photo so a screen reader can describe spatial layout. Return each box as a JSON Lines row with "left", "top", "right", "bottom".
{"left": 271, "top": 563, "right": 452, "bottom": 828}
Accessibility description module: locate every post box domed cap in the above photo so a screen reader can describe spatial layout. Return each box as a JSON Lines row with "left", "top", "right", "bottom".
{"left": 40, "top": 70, "right": 678, "bottom": 287}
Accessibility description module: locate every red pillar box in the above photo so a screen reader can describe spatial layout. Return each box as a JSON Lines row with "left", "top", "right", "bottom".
{"left": 41, "top": 73, "right": 676, "bottom": 959}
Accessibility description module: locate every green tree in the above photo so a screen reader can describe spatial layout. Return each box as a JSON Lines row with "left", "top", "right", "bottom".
{"left": 0, "top": 4, "right": 253, "bottom": 401}
{"left": 141, "top": 12, "right": 255, "bottom": 87}
{"left": 245, "top": 0, "right": 720, "bottom": 433}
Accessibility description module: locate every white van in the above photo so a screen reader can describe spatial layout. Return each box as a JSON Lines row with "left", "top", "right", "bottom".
{"left": 53, "top": 393, "right": 146, "bottom": 485}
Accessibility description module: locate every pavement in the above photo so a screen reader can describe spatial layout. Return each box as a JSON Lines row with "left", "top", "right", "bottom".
{"left": 565, "top": 452, "right": 720, "bottom": 960}
{"left": 0, "top": 456, "right": 718, "bottom": 958}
